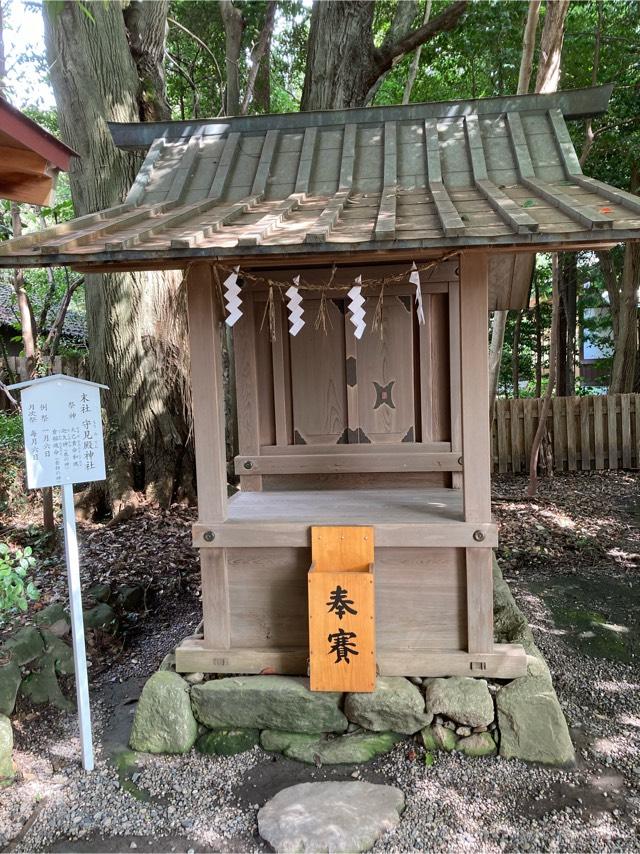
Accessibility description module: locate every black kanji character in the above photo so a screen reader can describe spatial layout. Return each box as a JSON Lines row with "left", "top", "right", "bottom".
{"left": 326, "top": 585, "right": 357, "bottom": 620}
{"left": 327, "top": 628, "right": 358, "bottom": 664}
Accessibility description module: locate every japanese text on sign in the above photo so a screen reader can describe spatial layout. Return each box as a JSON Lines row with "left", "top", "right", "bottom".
{"left": 21, "top": 380, "right": 106, "bottom": 489}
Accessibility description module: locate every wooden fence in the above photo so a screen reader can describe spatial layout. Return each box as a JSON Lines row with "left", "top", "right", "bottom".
{"left": 1, "top": 356, "right": 89, "bottom": 410}
{"left": 492, "top": 394, "right": 640, "bottom": 473}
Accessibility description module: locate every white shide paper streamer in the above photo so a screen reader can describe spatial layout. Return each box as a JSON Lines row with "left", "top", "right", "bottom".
{"left": 347, "top": 275, "right": 367, "bottom": 340}
{"left": 286, "top": 275, "right": 305, "bottom": 336}
{"left": 223, "top": 266, "right": 242, "bottom": 327}
{"left": 409, "top": 262, "right": 425, "bottom": 326}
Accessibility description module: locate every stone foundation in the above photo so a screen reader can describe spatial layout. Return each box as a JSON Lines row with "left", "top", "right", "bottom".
{"left": 130, "top": 558, "right": 575, "bottom": 767}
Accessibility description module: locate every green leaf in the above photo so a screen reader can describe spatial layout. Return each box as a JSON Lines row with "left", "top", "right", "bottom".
{"left": 522, "top": 199, "right": 535, "bottom": 208}
{"left": 23, "top": 546, "right": 32, "bottom": 557}
{"left": 0, "top": 544, "right": 9, "bottom": 556}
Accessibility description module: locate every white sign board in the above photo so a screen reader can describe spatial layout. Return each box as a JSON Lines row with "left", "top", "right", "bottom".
{"left": 20, "top": 377, "right": 106, "bottom": 489}
{"left": 7, "top": 374, "right": 109, "bottom": 773}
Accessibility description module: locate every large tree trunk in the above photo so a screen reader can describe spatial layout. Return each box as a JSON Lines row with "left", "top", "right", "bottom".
{"left": 300, "top": 0, "right": 466, "bottom": 111}
{"left": 44, "top": 0, "right": 194, "bottom": 513}
{"left": 557, "top": 252, "right": 577, "bottom": 396}
{"left": 219, "top": 0, "right": 244, "bottom": 116}
{"left": 535, "top": 0, "right": 570, "bottom": 92}
{"left": 609, "top": 241, "right": 640, "bottom": 393}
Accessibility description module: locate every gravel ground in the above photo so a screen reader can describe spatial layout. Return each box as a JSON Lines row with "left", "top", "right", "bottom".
{"left": 1, "top": 471, "right": 639, "bottom": 853}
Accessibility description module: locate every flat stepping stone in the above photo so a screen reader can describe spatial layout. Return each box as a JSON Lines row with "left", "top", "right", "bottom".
{"left": 258, "top": 781, "right": 404, "bottom": 853}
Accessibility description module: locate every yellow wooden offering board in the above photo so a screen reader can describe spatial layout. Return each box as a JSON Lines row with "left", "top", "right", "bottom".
{"left": 308, "top": 526, "right": 376, "bottom": 692}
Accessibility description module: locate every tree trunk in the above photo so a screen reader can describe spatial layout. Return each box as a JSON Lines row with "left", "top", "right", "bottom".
{"left": 535, "top": 0, "right": 570, "bottom": 92}
{"left": 517, "top": 0, "right": 541, "bottom": 94}
{"left": 241, "top": 1, "right": 276, "bottom": 115}
{"left": 300, "top": 0, "right": 466, "bottom": 111}
{"left": 512, "top": 311, "right": 522, "bottom": 397}
{"left": 123, "top": 1, "right": 171, "bottom": 121}
{"left": 528, "top": 254, "right": 560, "bottom": 496}
{"left": 535, "top": 272, "right": 542, "bottom": 397}
{"left": 403, "top": 1, "right": 432, "bottom": 104}
{"left": 44, "top": 0, "right": 194, "bottom": 513}
{"left": 219, "top": 0, "right": 244, "bottom": 116}
{"left": 609, "top": 241, "right": 639, "bottom": 393}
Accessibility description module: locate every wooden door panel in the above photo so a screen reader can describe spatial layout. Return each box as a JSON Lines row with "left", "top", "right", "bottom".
{"left": 355, "top": 295, "right": 416, "bottom": 443}
{"left": 290, "top": 298, "right": 347, "bottom": 444}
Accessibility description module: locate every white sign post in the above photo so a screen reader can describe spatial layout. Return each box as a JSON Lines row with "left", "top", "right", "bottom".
{"left": 8, "top": 374, "right": 108, "bottom": 772}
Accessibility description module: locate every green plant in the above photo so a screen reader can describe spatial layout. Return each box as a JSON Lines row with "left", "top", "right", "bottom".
{"left": 0, "top": 543, "right": 39, "bottom": 620}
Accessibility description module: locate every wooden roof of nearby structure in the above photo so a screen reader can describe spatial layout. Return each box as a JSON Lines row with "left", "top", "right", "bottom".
{"left": 0, "top": 98, "right": 77, "bottom": 206}
{"left": 1, "top": 84, "right": 638, "bottom": 309}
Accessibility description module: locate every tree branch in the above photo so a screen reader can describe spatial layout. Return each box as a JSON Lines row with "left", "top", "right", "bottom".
{"left": 42, "top": 274, "right": 84, "bottom": 359}
{"left": 374, "top": 0, "right": 467, "bottom": 71}
{"left": 240, "top": 0, "right": 276, "bottom": 116}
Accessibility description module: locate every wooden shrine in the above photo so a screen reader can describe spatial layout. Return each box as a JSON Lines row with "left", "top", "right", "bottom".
{"left": 2, "top": 85, "right": 639, "bottom": 682}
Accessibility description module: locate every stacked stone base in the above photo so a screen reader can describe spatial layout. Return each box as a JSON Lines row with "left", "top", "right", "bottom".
{"left": 130, "top": 562, "right": 575, "bottom": 765}
{"left": 130, "top": 558, "right": 574, "bottom": 767}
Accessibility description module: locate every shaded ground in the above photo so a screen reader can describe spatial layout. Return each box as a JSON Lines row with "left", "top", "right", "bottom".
{"left": 1, "top": 471, "right": 639, "bottom": 852}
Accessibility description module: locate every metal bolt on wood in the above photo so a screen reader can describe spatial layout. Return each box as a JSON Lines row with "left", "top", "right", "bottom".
{"left": 203, "top": 530, "right": 215, "bottom": 542}
{"left": 473, "top": 530, "right": 485, "bottom": 542}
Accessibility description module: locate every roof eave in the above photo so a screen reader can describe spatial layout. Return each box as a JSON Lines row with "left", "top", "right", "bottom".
{"left": 108, "top": 84, "right": 615, "bottom": 152}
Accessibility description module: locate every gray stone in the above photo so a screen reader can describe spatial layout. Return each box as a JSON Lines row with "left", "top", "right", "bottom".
{"left": 3, "top": 627, "right": 44, "bottom": 666}
{"left": 0, "top": 715, "right": 13, "bottom": 784}
{"left": 492, "top": 559, "right": 575, "bottom": 766}
{"left": 344, "top": 677, "right": 431, "bottom": 735}
{"left": 497, "top": 666, "right": 575, "bottom": 766}
{"left": 19, "top": 652, "right": 73, "bottom": 711}
{"left": 261, "top": 730, "right": 402, "bottom": 765}
{"left": 456, "top": 725, "right": 472, "bottom": 737}
{"left": 0, "top": 661, "right": 21, "bottom": 716}
{"left": 258, "top": 781, "right": 404, "bottom": 852}
{"left": 183, "top": 672, "right": 204, "bottom": 684}
{"left": 421, "top": 723, "right": 457, "bottom": 753}
{"left": 87, "top": 583, "right": 112, "bottom": 603}
{"left": 191, "top": 676, "right": 347, "bottom": 734}
{"left": 41, "top": 632, "right": 75, "bottom": 676}
{"left": 83, "top": 603, "right": 117, "bottom": 632}
{"left": 35, "top": 603, "right": 70, "bottom": 635}
{"left": 493, "top": 555, "right": 534, "bottom": 646}
{"left": 457, "top": 732, "right": 496, "bottom": 757}
{"left": 117, "top": 586, "right": 144, "bottom": 611}
{"left": 196, "top": 728, "right": 259, "bottom": 756}
{"left": 129, "top": 672, "right": 197, "bottom": 754}
{"left": 424, "top": 676, "right": 494, "bottom": 727}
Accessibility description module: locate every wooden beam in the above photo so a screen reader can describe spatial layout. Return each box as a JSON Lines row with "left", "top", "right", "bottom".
{"left": 234, "top": 451, "right": 462, "bottom": 475}
{"left": 126, "top": 136, "right": 166, "bottom": 204}
{"left": 424, "top": 119, "right": 466, "bottom": 237}
{"left": 459, "top": 252, "right": 491, "bottom": 522}
{"left": 201, "top": 550, "right": 231, "bottom": 649}
{"left": 233, "top": 293, "right": 263, "bottom": 491}
{"left": 251, "top": 129, "right": 280, "bottom": 195}
{"left": 464, "top": 115, "right": 538, "bottom": 234}
{"left": 175, "top": 638, "right": 527, "bottom": 679}
{"left": 169, "top": 194, "right": 263, "bottom": 248}
{"left": 375, "top": 121, "right": 397, "bottom": 240}
{"left": 466, "top": 548, "right": 493, "bottom": 654}
{"left": 448, "top": 279, "right": 463, "bottom": 488}
{"left": 506, "top": 111, "right": 613, "bottom": 230}
{"left": 193, "top": 520, "right": 498, "bottom": 549}
{"left": 208, "top": 132, "right": 241, "bottom": 199}
{"left": 186, "top": 262, "right": 228, "bottom": 521}
{"left": 38, "top": 202, "right": 181, "bottom": 253}
{"left": 294, "top": 126, "right": 318, "bottom": 194}
{"left": 304, "top": 123, "right": 357, "bottom": 243}
{"left": 165, "top": 128, "right": 205, "bottom": 203}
